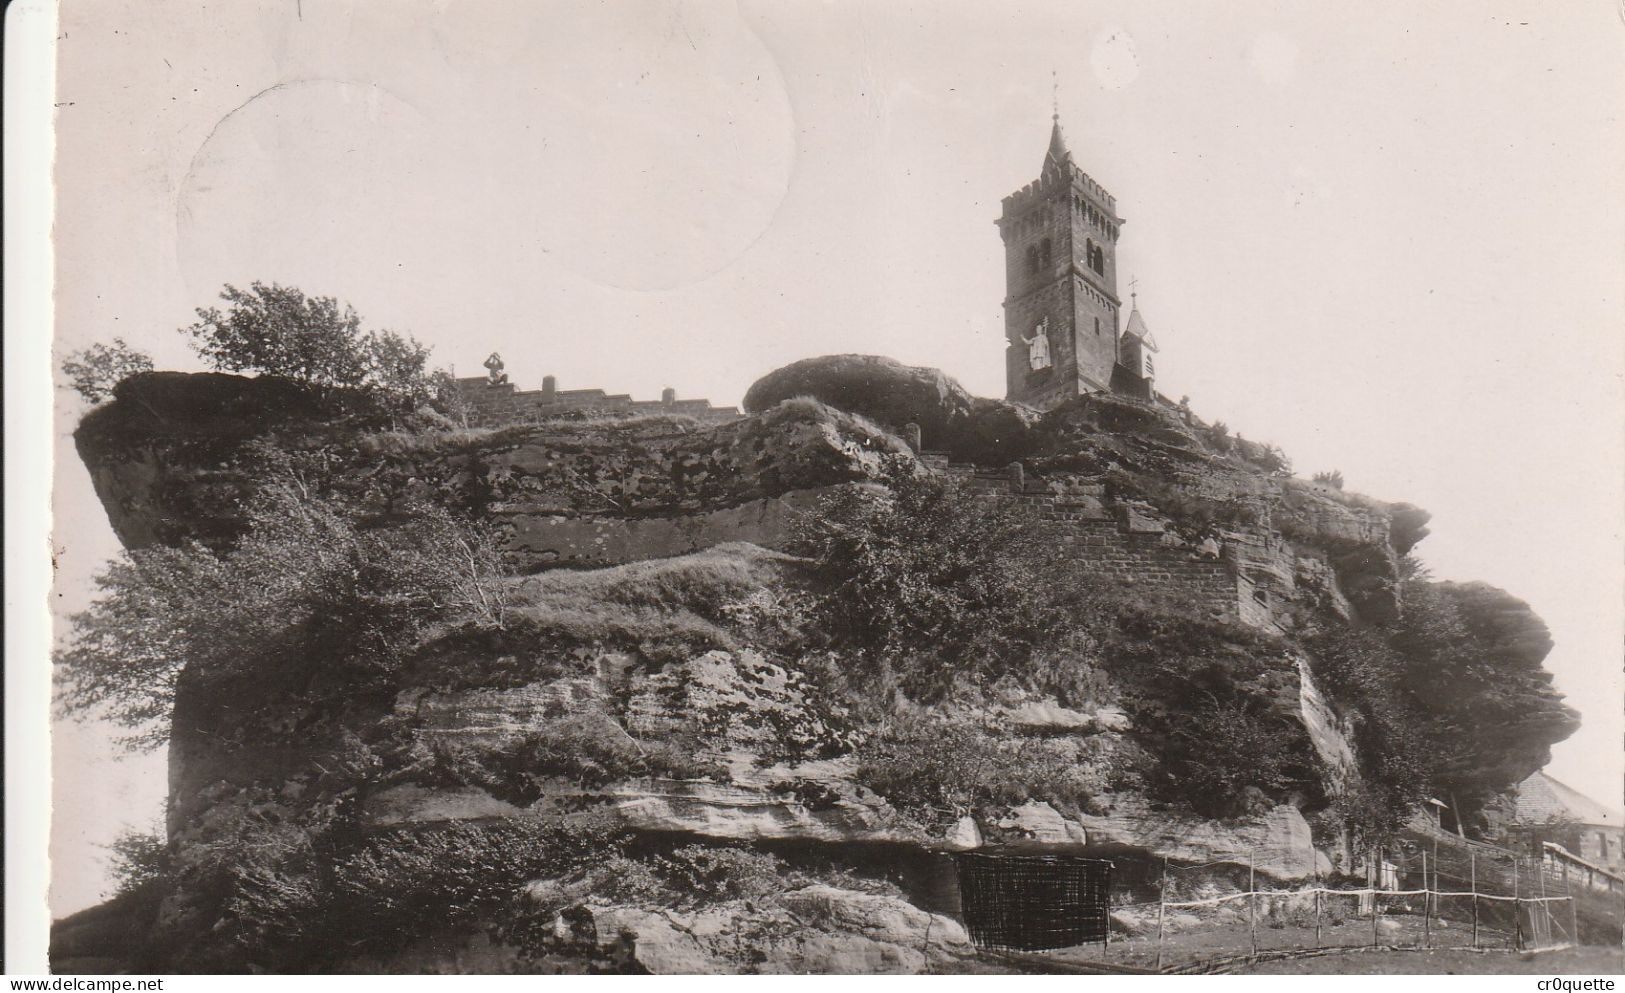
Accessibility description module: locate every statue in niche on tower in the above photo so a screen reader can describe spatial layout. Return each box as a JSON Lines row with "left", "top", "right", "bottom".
{"left": 483, "top": 352, "right": 509, "bottom": 386}
{"left": 1022, "top": 318, "right": 1053, "bottom": 371}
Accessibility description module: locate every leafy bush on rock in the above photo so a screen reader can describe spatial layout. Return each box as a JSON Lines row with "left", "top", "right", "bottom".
{"left": 788, "top": 457, "right": 1055, "bottom": 698}
{"left": 54, "top": 483, "right": 510, "bottom": 749}
{"left": 61, "top": 338, "right": 154, "bottom": 402}
{"left": 181, "top": 281, "right": 444, "bottom": 413}
{"left": 854, "top": 715, "right": 1101, "bottom": 828}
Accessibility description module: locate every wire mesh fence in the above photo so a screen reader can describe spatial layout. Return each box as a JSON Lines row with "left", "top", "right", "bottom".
{"left": 1023, "top": 832, "right": 1581, "bottom": 972}
{"left": 953, "top": 852, "right": 1114, "bottom": 952}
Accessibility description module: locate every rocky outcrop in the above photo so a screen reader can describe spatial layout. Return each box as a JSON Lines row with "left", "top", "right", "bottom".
{"left": 165, "top": 543, "right": 1355, "bottom": 876}
{"left": 1417, "top": 582, "right": 1580, "bottom": 794}
{"left": 1078, "top": 799, "right": 1331, "bottom": 880}
{"left": 1296, "top": 660, "right": 1358, "bottom": 788}
{"left": 344, "top": 886, "right": 975, "bottom": 975}
{"left": 63, "top": 355, "right": 1580, "bottom": 974}
{"left": 743, "top": 354, "right": 1040, "bottom": 464}
{"left": 499, "top": 485, "right": 863, "bottom": 570}
{"left": 74, "top": 373, "right": 912, "bottom": 563}
{"left": 75, "top": 367, "right": 1414, "bottom": 624}
{"left": 74, "top": 372, "right": 345, "bottom": 549}
{"left": 553, "top": 888, "right": 974, "bottom": 974}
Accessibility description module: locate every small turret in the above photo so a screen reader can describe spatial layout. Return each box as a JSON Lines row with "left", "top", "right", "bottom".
{"left": 1115, "top": 296, "right": 1160, "bottom": 399}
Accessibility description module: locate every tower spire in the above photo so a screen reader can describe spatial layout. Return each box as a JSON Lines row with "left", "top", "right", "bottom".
{"left": 1045, "top": 71, "right": 1072, "bottom": 166}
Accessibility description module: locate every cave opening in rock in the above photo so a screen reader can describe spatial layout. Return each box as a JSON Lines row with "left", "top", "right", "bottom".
{"left": 952, "top": 852, "right": 1114, "bottom": 951}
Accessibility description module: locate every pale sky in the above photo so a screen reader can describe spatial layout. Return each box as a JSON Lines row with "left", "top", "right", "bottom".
{"left": 45, "top": 0, "right": 1625, "bottom": 917}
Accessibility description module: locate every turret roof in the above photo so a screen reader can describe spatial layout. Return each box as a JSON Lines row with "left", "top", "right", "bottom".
{"left": 1122, "top": 304, "right": 1158, "bottom": 351}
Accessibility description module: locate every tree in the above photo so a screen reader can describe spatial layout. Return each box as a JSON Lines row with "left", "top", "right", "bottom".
{"left": 1256, "top": 442, "right": 1294, "bottom": 477}
{"left": 181, "top": 282, "right": 434, "bottom": 407}
{"left": 104, "top": 826, "right": 171, "bottom": 898}
{"left": 54, "top": 484, "right": 510, "bottom": 750}
{"left": 60, "top": 339, "right": 154, "bottom": 402}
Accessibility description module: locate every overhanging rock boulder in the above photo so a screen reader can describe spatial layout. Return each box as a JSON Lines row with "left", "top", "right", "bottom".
{"left": 743, "top": 355, "right": 1038, "bottom": 463}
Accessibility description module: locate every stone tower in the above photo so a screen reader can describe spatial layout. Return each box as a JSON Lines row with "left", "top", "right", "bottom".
{"left": 998, "top": 114, "right": 1124, "bottom": 409}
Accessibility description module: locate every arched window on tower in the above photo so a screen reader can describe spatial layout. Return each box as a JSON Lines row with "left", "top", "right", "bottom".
{"left": 1040, "top": 238, "right": 1053, "bottom": 267}
{"left": 1026, "top": 245, "right": 1040, "bottom": 275}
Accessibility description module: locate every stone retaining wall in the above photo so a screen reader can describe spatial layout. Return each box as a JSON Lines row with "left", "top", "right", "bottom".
{"left": 457, "top": 376, "right": 741, "bottom": 428}
{"left": 924, "top": 454, "right": 1268, "bottom": 628}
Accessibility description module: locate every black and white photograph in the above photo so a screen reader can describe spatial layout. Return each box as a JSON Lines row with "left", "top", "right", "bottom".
{"left": 9, "top": 0, "right": 1625, "bottom": 978}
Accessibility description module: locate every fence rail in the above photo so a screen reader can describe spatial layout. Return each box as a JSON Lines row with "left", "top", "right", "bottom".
{"left": 1124, "top": 841, "right": 1580, "bottom": 972}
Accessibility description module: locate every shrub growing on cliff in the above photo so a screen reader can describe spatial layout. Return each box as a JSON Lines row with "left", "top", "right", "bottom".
{"left": 104, "top": 827, "right": 171, "bottom": 898}
{"left": 854, "top": 714, "right": 1099, "bottom": 827}
{"left": 60, "top": 338, "right": 154, "bottom": 402}
{"left": 1107, "top": 605, "right": 1316, "bottom": 818}
{"left": 55, "top": 484, "right": 510, "bottom": 748}
{"left": 593, "top": 844, "right": 785, "bottom": 910}
{"left": 461, "top": 712, "right": 727, "bottom": 797}
{"left": 200, "top": 811, "right": 629, "bottom": 968}
{"left": 789, "top": 458, "right": 1054, "bottom": 697}
{"left": 181, "top": 282, "right": 437, "bottom": 410}
{"left": 791, "top": 460, "right": 1321, "bottom": 819}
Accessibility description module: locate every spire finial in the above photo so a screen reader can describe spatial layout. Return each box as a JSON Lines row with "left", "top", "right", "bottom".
{"left": 1129, "top": 275, "right": 1140, "bottom": 307}
{"left": 1044, "top": 76, "right": 1071, "bottom": 166}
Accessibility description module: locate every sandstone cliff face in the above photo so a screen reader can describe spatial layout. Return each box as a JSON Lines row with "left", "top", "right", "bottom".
{"left": 140, "top": 538, "right": 1341, "bottom": 971}
{"left": 67, "top": 357, "right": 1577, "bottom": 973}
{"left": 81, "top": 367, "right": 1416, "bottom": 619}
{"left": 78, "top": 374, "right": 910, "bottom": 569}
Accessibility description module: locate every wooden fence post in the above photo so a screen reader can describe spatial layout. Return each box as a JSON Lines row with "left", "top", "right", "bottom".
{"left": 1422, "top": 850, "right": 1431, "bottom": 949}
{"left": 1470, "top": 850, "right": 1480, "bottom": 949}
{"left": 1156, "top": 858, "right": 1167, "bottom": 972}
{"left": 1569, "top": 871, "right": 1581, "bottom": 949}
{"left": 1249, "top": 853, "right": 1258, "bottom": 956}
{"left": 1539, "top": 853, "right": 1550, "bottom": 949}
{"left": 1514, "top": 855, "right": 1523, "bottom": 951}
{"left": 1370, "top": 847, "right": 1380, "bottom": 948}
{"left": 1314, "top": 862, "right": 1323, "bottom": 950}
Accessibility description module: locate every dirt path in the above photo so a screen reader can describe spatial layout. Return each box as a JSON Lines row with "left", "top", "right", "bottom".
{"left": 1238, "top": 946, "right": 1625, "bottom": 975}
{"left": 1030, "top": 907, "right": 1585, "bottom": 973}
